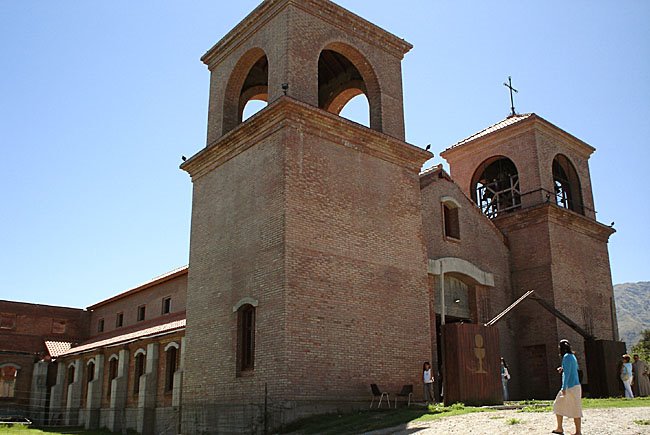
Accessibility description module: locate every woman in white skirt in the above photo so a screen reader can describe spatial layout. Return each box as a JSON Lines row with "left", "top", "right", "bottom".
{"left": 552, "top": 339, "right": 582, "bottom": 435}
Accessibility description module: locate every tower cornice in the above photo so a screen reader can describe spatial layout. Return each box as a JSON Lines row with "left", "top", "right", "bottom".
{"left": 494, "top": 203, "right": 615, "bottom": 243}
{"left": 201, "top": 0, "right": 412, "bottom": 69}
{"left": 181, "top": 97, "right": 431, "bottom": 180}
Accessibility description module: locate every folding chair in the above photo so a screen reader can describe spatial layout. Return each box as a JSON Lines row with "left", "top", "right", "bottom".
{"left": 370, "top": 383, "right": 391, "bottom": 408}
{"left": 394, "top": 384, "right": 413, "bottom": 408}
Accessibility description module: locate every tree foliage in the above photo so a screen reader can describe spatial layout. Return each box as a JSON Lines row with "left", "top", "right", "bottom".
{"left": 631, "top": 329, "right": 650, "bottom": 362}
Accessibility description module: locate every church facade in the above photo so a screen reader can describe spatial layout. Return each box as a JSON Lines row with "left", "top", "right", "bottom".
{"left": 0, "top": 0, "right": 618, "bottom": 433}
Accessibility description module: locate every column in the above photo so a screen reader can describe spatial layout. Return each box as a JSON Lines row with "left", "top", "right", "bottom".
{"left": 30, "top": 360, "right": 49, "bottom": 425}
{"left": 173, "top": 338, "right": 185, "bottom": 434}
{"left": 49, "top": 362, "right": 65, "bottom": 425}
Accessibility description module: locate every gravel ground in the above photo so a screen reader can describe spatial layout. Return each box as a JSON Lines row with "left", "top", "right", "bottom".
{"left": 368, "top": 407, "right": 650, "bottom": 435}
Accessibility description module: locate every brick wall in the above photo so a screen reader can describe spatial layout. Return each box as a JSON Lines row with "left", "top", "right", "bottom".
{"left": 183, "top": 91, "right": 432, "bottom": 410}
{"left": 183, "top": 125, "right": 287, "bottom": 404}
{"left": 88, "top": 272, "right": 187, "bottom": 337}
{"left": 0, "top": 300, "right": 89, "bottom": 341}
{"left": 283, "top": 122, "right": 431, "bottom": 399}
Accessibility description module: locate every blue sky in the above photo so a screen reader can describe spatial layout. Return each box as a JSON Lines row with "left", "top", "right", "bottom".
{"left": 1, "top": 1, "right": 648, "bottom": 308}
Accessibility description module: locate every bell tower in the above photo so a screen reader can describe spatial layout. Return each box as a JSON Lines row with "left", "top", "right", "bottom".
{"left": 201, "top": 0, "right": 411, "bottom": 144}
{"left": 181, "top": 0, "right": 432, "bottom": 429}
{"left": 441, "top": 114, "right": 617, "bottom": 398}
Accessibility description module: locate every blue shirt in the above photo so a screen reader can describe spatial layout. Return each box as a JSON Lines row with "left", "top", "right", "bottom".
{"left": 621, "top": 362, "right": 633, "bottom": 379}
{"left": 561, "top": 353, "right": 580, "bottom": 390}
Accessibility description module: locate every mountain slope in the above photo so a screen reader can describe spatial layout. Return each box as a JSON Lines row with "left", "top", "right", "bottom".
{"left": 614, "top": 281, "right": 650, "bottom": 347}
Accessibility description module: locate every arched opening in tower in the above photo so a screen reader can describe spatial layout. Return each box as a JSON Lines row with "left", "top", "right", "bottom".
{"left": 318, "top": 49, "right": 369, "bottom": 127}
{"left": 472, "top": 157, "right": 521, "bottom": 218}
{"left": 239, "top": 54, "right": 268, "bottom": 122}
{"left": 553, "top": 154, "right": 583, "bottom": 214}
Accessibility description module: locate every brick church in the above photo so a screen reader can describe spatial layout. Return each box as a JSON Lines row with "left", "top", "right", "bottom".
{"left": 0, "top": 0, "right": 618, "bottom": 433}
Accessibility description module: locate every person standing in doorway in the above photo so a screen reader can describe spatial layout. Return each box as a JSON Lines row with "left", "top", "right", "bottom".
{"left": 621, "top": 354, "right": 634, "bottom": 398}
{"left": 500, "top": 357, "right": 511, "bottom": 401}
{"left": 632, "top": 354, "right": 650, "bottom": 397}
{"left": 423, "top": 361, "right": 435, "bottom": 405}
{"left": 552, "top": 339, "right": 582, "bottom": 435}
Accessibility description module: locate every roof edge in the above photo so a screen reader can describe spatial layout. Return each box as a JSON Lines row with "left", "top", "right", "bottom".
{"left": 201, "top": 0, "right": 412, "bottom": 68}
{"left": 87, "top": 266, "right": 188, "bottom": 311}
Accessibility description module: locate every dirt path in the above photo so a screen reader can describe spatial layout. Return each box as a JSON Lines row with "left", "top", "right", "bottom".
{"left": 368, "top": 407, "right": 650, "bottom": 435}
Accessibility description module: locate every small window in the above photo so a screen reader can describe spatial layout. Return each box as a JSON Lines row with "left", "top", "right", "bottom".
{"left": 165, "top": 346, "right": 178, "bottom": 392}
{"left": 162, "top": 297, "right": 172, "bottom": 315}
{"left": 116, "top": 312, "right": 124, "bottom": 328}
{"left": 97, "top": 318, "right": 105, "bottom": 333}
{"left": 442, "top": 201, "right": 460, "bottom": 240}
{"left": 0, "top": 314, "right": 16, "bottom": 330}
{"left": 237, "top": 304, "right": 256, "bottom": 375}
{"left": 0, "top": 364, "right": 19, "bottom": 398}
{"left": 52, "top": 319, "right": 67, "bottom": 334}
{"left": 133, "top": 353, "right": 145, "bottom": 395}
{"left": 137, "top": 305, "right": 146, "bottom": 322}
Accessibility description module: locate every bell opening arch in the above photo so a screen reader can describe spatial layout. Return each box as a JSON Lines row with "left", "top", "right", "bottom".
{"left": 552, "top": 154, "right": 584, "bottom": 215}
{"left": 471, "top": 156, "right": 521, "bottom": 219}
{"left": 317, "top": 42, "right": 381, "bottom": 132}
{"left": 222, "top": 48, "right": 269, "bottom": 134}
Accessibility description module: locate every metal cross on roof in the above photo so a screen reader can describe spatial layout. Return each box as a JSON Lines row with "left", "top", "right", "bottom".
{"left": 503, "top": 76, "right": 518, "bottom": 117}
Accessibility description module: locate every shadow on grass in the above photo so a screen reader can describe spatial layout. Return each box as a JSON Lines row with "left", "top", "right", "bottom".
{"left": 24, "top": 427, "right": 140, "bottom": 435}
{"left": 279, "top": 403, "right": 486, "bottom": 435}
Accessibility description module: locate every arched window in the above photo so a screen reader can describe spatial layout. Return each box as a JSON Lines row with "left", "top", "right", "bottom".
{"left": 107, "top": 356, "right": 118, "bottom": 398}
{"left": 67, "top": 364, "right": 76, "bottom": 385}
{"left": 553, "top": 154, "right": 583, "bottom": 214}
{"left": 472, "top": 157, "right": 521, "bottom": 218}
{"left": 0, "top": 363, "right": 20, "bottom": 398}
{"left": 86, "top": 360, "right": 95, "bottom": 384}
{"left": 133, "top": 351, "right": 146, "bottom": 395}
{"left": 318, "top": 45, "right": 378, "bottom": 129}
{"left": 164, "top": 343, "right": 179, "bottom": 392}
{"left": 237, "top": 304, "right": 256, "bottom": 375}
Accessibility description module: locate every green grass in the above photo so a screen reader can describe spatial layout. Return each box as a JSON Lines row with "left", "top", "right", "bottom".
{"left": 634, "top": 419, "right": 650, "bottom": 425}
{"left": 516, "top": 396, "right": 650, "bottom": 412}
{"left": 506, "top": 417, "right": 522, "bottom": 425}
{"left": 583, "top": 396, "right": 650, "bottom": 409}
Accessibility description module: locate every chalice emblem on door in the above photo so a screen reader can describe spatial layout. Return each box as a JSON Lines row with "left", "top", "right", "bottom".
{"left": 474, "top": 334, "right": 487, "bottom": 373}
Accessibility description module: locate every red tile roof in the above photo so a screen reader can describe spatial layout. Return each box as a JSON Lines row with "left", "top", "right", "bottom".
{"left": 445, "top": 113, "right": 533, "bottom": 151}
{"left": 45, "top": 341, "right": 73, "bottom": 357}
{"left": 59, "top": 318, "right": 185, "bottom": 357}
